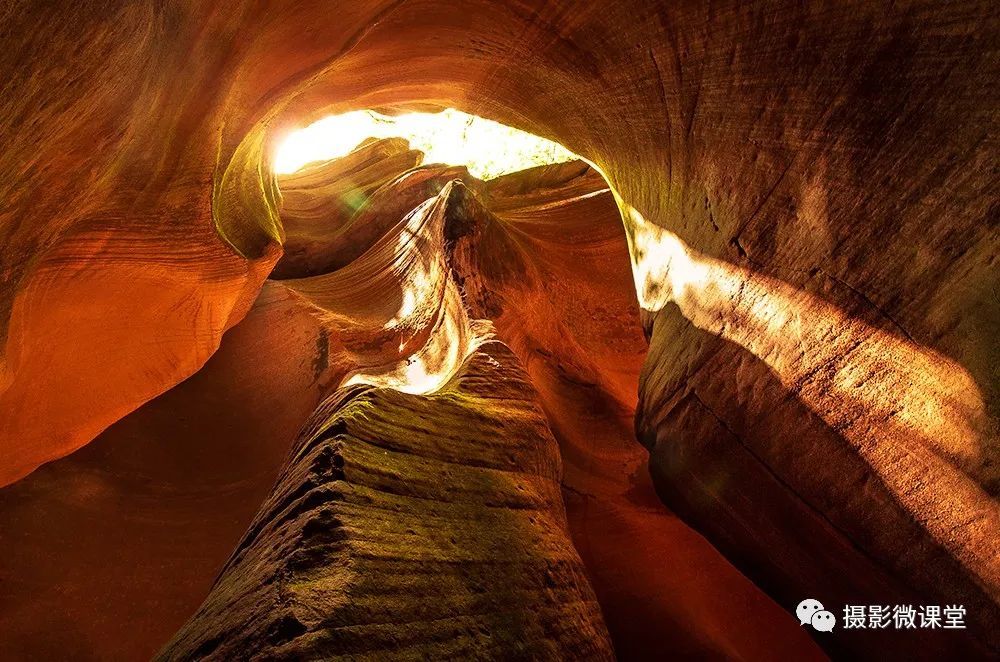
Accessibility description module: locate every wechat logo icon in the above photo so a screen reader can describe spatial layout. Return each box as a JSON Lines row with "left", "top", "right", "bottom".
{"left": 797, "top": 599, "right": 836, "bottom": 632}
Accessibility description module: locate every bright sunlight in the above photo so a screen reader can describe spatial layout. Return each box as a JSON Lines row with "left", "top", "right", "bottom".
{"left": 273, "top": 108, "right": 577, "bottom": 180}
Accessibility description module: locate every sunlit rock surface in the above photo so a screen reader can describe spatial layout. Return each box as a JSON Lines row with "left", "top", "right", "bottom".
{"left": 449, "top": 164, "right": 823, "bottom": 660}
{"left": 274, "top": 137, "right": 426, "bottom": 278}
{"left": 0, "top": 161, "right": 821, "bottom": 659}
{"left": 0, "top": 1, "right": 996, "bottom": 659}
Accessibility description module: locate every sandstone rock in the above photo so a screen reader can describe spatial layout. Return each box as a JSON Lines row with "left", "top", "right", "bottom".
{"left": 273, "top": 138, "right": 425, "bottom": 278}
{"left": 451, "top": 165, "right": 825, "bottom": 659}
{"left": 158, "top": 341, "right": 615, "bottom": 661}
{"left": 0, "top": 1, "right": 996, "bottom": 659}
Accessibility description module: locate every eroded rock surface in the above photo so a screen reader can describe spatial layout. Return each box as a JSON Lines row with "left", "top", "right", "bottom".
{"left": 0, "top": 163, "right": 823, "bottom": 660}
{"left": 159, "top": 341, "right": 614, "bottom": 661}
{"left": 450, "top": 164, "right": 824, "bottom": 660}
{"left": 274, "top": 137, "right": 428, "bottom": 278}
{"left": 1, "top": 1, "right": 996, "bottom": 660}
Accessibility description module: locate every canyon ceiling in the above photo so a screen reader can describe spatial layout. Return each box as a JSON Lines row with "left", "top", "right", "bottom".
{"left": 0, "top": 0, "right": 997, "bottom": 660}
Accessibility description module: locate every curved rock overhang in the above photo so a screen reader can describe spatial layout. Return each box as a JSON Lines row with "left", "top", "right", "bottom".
{"left": 0, "top": 1, "right": 996, "bottom": 659}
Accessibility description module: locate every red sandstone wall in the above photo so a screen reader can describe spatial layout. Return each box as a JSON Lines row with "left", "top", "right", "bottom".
{"left": 0, "top": 1, "right": 996, "bottom": 659}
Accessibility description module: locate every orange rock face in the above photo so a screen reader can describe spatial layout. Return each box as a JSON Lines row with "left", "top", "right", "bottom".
{"left": 0, "top": 1, "right": 996, "bottom": 660}
{"left": 160, "top": 341, "right": 616, "bottom": 661}
{"left": 0, "top": 155, "right": 819, "bottom": 659}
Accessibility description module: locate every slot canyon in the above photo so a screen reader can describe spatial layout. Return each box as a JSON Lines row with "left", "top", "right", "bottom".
{"left": 0, "top": 1, "right": 997, "bottom": 660}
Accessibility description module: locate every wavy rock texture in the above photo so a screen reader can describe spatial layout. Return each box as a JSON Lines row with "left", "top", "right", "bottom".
{"left": 0, "top": 1, "right": 997, "bottom": 660}
{"left": 0, "top": 162, "right": 821, "bottom": 660}
{"left": 274, "top": 137, "right": 427, "bottom": 278}
{"left": 159, "top": 341, "right": 614, "bottom": 661}
{"left": 0, "top": 178, "right": 477, "bottom": 661}
{"left": 451, "top": 164, "right": 823, "bottom": 660}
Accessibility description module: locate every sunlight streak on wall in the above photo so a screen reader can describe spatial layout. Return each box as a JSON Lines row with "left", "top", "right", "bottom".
{"left": 341, "top": 184, "right": 486, "bottom": 394}
{"left": 622, "top": 201, "right": 999, "bottom": 592}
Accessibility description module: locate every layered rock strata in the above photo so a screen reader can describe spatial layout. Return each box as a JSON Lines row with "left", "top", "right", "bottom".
{"left": 159, "top": 341, "right": 614, "bottom": 661}
{"left": 1, "top": 3, "right": 996, "bottom": 659}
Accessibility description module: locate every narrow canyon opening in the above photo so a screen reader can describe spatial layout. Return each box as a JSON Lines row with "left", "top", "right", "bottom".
{"left": 191, "top": 108, "right": 820, "bottom": 658}
{"left": 0, "top": 3, "right": 996, "bottom": 661}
